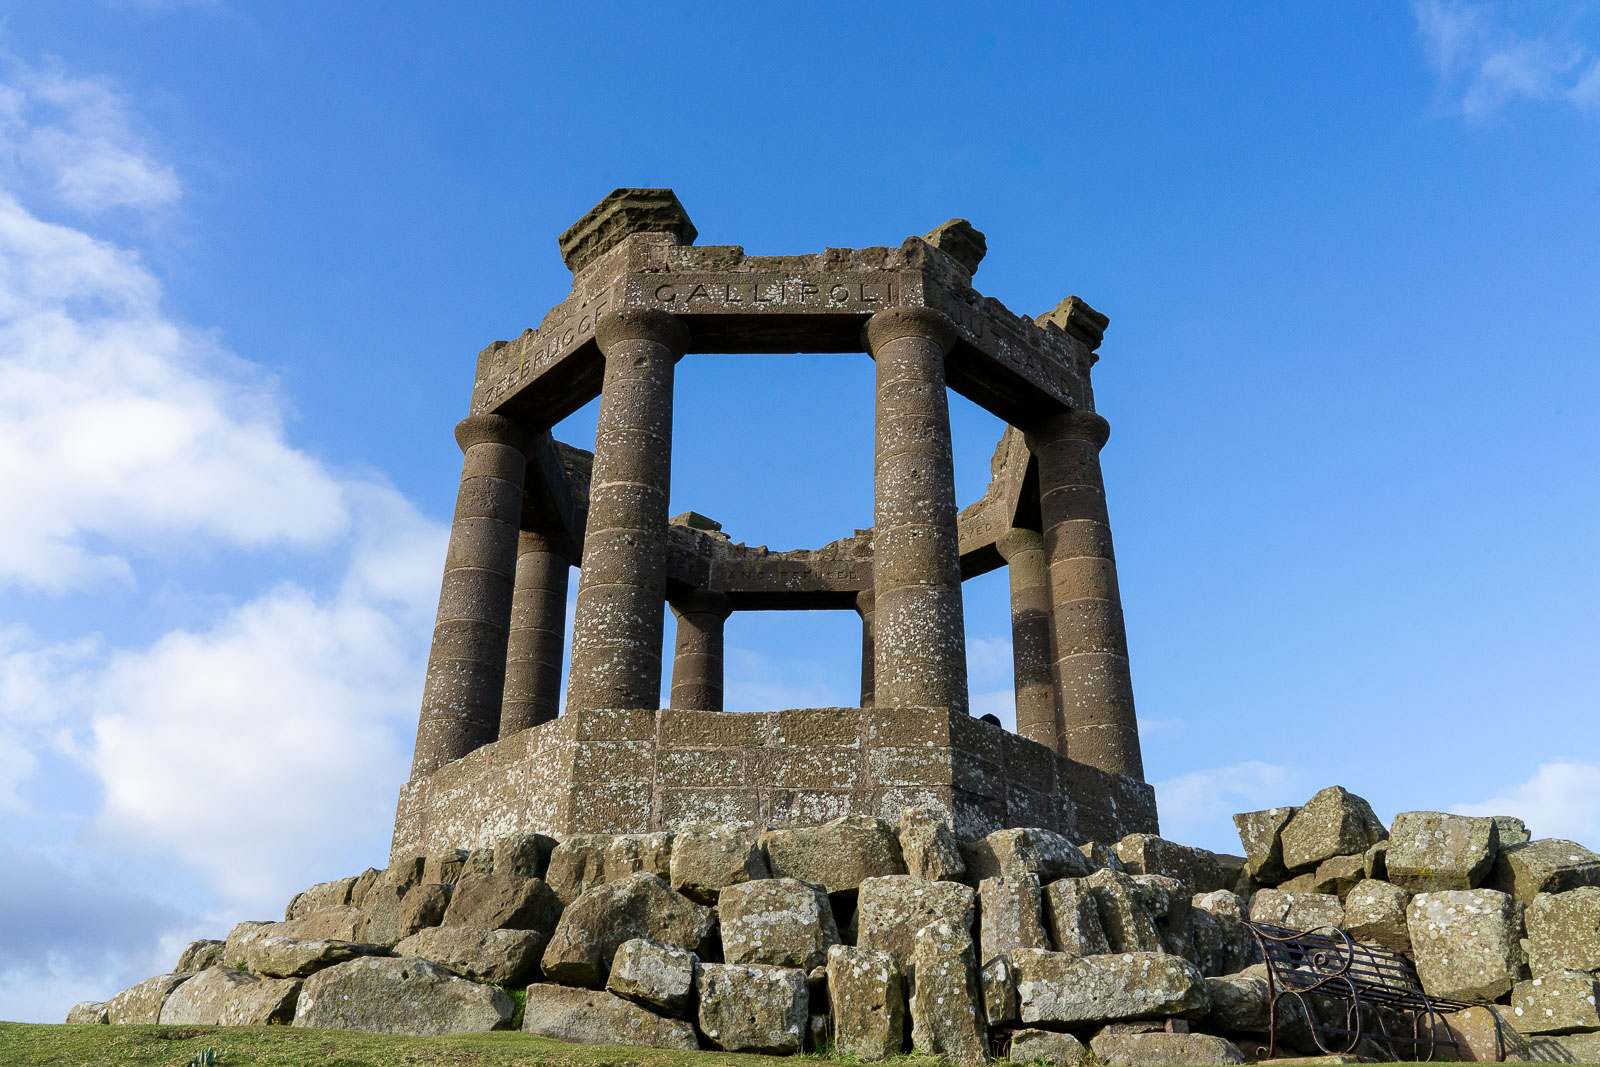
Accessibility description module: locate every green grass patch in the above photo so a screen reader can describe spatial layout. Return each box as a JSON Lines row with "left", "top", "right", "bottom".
{"left": 0, "top": 1022, "right": 866, "bottom": 1067}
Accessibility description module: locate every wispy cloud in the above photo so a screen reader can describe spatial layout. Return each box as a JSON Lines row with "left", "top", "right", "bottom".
{"left": 1453, "top": 762, "right": 1600, "bottom": 845}
{"left": 1413, "top": 1, "right": 1600, "bottom": 117}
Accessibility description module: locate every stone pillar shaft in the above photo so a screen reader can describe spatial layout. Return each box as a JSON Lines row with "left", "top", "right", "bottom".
{"left": 1026, "top": 409, "right": 1143, "bottom": 780}
{"left": 500, "top": 530, "right": 570, "bottom": 737}
{"left": 565, "top": 311, "right": 689, "bottom": 713}
{"left": 669, "top": 591, "right": 731, "bottom": 711}
{"left": 856, "top": 587, "right": 876, "bottom": 709}
{"left": 997, "top": 528, "right": 1057, "bottom": 750}
{"left": 410, "top": 414, "right": 528, "bottom": 779}
{"left": 866, "top": 309, "right": 968, "bottom": 713}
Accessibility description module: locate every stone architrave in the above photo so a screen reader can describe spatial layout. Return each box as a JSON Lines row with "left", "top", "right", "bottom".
{"left": 501, "top": 529, "right": 570, "bottom": 735}
{"left": 865, "top": 308, "right": 968, "bottom": 713}
{"left": 1024, "top": 408, "right": 1141, "bottom": 777}
{"left": 409, "top": 414, "right": 530, "bottom": 777}
{"left": 669, "top": 590, "right": 732, "bottom": 711}
{"left": 565, "top": 310, "right": 689, "bottom": 714}
{"left": 996, "top": 527, "right": 1058, "bottom": 749}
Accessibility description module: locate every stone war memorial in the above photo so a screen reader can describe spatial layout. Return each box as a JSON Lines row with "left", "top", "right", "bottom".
{"left": 74, "top": 191, "right": 1600, "bottom": 1067}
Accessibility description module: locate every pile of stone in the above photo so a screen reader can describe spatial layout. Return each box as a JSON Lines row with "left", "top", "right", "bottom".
{"left": 68, "top": 792, "right": 1600, "bottom": 1065}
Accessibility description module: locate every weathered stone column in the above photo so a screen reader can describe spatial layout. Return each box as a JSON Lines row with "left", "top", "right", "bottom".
{"left": 855, "top": 587, "right": 876, "bottom": 709}
{"left": 500, "top": 530, "right": 571, "bottom": 737}
{"left": 996, "top": 527, "right": 1057, "bottom": 750}
{"left": 1025, "top": 409, "right": 1143, "bottom": 780}
{"left": 669, "top": 590, "right": 731, "bottom": 711}
{"left": 410, "top": 414, "right": 528, "bottom": 779}
{"left": 565, "top": 309, "right": 689, "bottom": 713}
{"left": 865, "top": 308, "right": 968, "bottom": 713}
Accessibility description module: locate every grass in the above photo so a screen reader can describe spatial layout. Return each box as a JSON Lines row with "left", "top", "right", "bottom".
{"left": 0, "top": 1023, "right": 878, "bottom": 1067}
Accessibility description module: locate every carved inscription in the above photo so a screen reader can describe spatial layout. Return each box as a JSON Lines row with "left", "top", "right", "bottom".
{"left": 637, "top": 272, "right": 911, "bottom": 313}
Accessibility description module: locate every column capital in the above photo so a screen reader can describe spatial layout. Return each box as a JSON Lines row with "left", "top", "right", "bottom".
{"left": 1026, "top": 408, "right": 1110, "bottom": 451}
{"left": 454, "top": 413, "right": 529, "bottom": 454}
{"left": 670, "top": 588, "right": 732, "bottom": 619}
{"left": 596, "top": 308, "right": 691, "bottom": 355}
{"left": 996, "top": 527, "right": 1044, "bottom": 562}
{"left": 854, "top": 586, "right": 875, "bottom": 617}
{"left": 862, "top": 307, "right": 958, "bottom": 356}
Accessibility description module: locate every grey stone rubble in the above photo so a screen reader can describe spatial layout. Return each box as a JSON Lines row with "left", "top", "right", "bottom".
{"left": 78, "top": 788, "right": 1600, "bottom": 1063}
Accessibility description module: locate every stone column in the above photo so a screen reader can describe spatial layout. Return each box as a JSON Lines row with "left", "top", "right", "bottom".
{"left": 500, "top": 530, "right": 571, "bottom": 737}
{"left": 865, "top": 308, "right": 968, "bottom": 713}
{"left": 855, "top": 587, "right": 876, "bottom": 709}
{"left": 996, "top": 527, "right": 1057, "bottom": 750}
{"left": 410, "top": 414, "right": 528, "bottom": 779}
{"left": 1025, "top": 409, "right": 1143, "bottom": 780}
{"left": 565, "top": 309, "right": 689, "bottom": 713}
{"left": 669, "top": 591, "right": 732, "bottom": 711}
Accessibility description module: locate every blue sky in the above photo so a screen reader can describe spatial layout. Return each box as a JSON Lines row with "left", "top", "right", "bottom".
{"left": 2, "top": 0, "right": 1598, "bottom": 1024}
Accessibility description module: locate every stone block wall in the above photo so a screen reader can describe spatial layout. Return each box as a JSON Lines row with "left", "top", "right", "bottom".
{"left": 392, "top": 707, "right": 1157, "bottom": 862}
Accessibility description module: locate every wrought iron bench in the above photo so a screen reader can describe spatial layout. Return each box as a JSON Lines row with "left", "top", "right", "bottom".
{"left": 1243, "top": 920, "right": 1492, "bottom": 1061}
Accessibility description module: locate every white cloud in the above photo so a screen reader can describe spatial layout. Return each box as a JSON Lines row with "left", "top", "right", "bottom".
{"left": 1453, "top": 762, "right": 1600, "bottom": 846}
{"left": 1153, "top": 761, "right": 1303, "bottom": 856}
{"left": 1413, "top": 1, "right": 1600, "bottom": 117}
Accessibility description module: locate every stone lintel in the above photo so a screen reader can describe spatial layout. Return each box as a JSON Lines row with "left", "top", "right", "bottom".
{"left": 391, "top": 706, "right": 1157, "bottom": 862}
{"left": 519, "top": 432, "right": 589, "bottom": 552}
{"left": 471, "top": 236, "right": 1098, "bottom": 428}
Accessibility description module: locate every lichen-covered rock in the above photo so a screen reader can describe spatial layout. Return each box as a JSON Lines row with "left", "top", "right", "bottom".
{"left": 381, "top": 856, "right": 425, "bottom": 889}
{"left": 495, "top": 831, "right": 558, "bottom": 879}
{"left": 1083, "top": 868, "right": 1163, "bottom": 952}
{"left": 293, "top": 955, "right": 511, "bottom": 1034}
{"left": 355, "top": 884, "right": 407, "bottom": 944}
{"left": 521, "top": 982, "right": 698, "bottom": 1049}
{"left": 1510, "top": 969, "right": 1600, "bottom": 1034}
{"left": 238, "top": 933, "right": 384, "bottom": 978}
{"left": 1116, "top": 834, "right": 1224, "bottom": 895}
{"left": 981, "top": 953, "right": 1017, "bottom": 1025}
{"left": 1528, "top": 1032, "right": 1600, "bottom": 1062}
{"left": 545, "top": 835, "right": 614, "bottom": 904}
{"left": 1012, "top": 949, "right": 1210, "bottom": 1025}
{"left": 1407, "top": 889, "right": 1521, "bottom": 1002}
{"left": 394, "top": 925, "right": 546, "bottom": 985}
{"left": 1248, "top": 888, "right": 1344, "bottom": 932}
{"left": 1280, "top": 787, "right": 1387, "bottom": 873}
{"left": 1386, "top": 812, "right": 1500, "bottom": 893}
{"left": 349, "top": 866, "right": 381, "bottom": 909}
{"left": 696, "top": 962, "right": 808, "bottom": 1054}
{"left": 1525, "top": 886, "right": 1600, "bottom": 977}
{"left": 1342, "top": 878, "right": 1412, "bottom": 954}
{"left": 1044, "top": 876, "right": 1111, "bottom": 955}
{"left": 222, "top": 920, "right": 273, "bottom": 968}
{"left": 827, "top": 944, "right": 905, "bottom": 1062}
{"left": 908, "top": 925, "right": 987, "bottom": 1066}
{"left": 1364, "top": 840, "right": 1389, "bottom": 881}
{"left": 105, "top": 973, "right": 191, "bottom": 1024}
{"left": 1193, "top": 888, "right": 1246, "bottom": 922}
{"left": 1490, "top": 839, "right": 1600, "bottom": 904}
{"left": 1009, "top": 1027, "right": 1088, "bottom": 1064}
{"left": 176, "top": 939, "right": 225, "bottom": 972}
{"left": 280, "top": 905, "right": 365, "bottom": 942}
{"left": 1204, "top": 973, "right": 1269, "bottom": 1032}
{"left": 1233, "top": 806, "right": 1299, "bottom": 884}
{"left": 979, "top": 874, "right": 1049, "bottom": 961}
{"left": 1493, "top": 817, "right": 1532, "bottom": 847}
{"left": 289, "top": 875, "right": 359, "bottom": 919}
{"left": 157, "top": 966, "right": 301, "bottom": 1025}
{"left": 761, "top": 815, "right": 905, "bottom": 894}
{"left": 1081, "top": 841, "right": 1127, "bottom": 873}
{"left": 605, "top": 938, "right": 696, "bottom": 1017}
{"left": 466, "top": 846, "right": 495, "bottom": 876}
{"left": 65, "top": 1001, "right": 108, "bottom": 1025}
{"left": 422, "top": 850, "right": 469, "bottom": 887}
{"left": 605, "top": 832, "right": 674, "bottom": 882}
{"left": 965, "top": 826, "right": 1092, "bottom": 885}
{"left": 1313, "top": 853, "right": 1367, "bottom": 898}
{"left": 1090, "top": 1031, "right": 1246, "bottom": 1066}
{"left": 439, "top": 871, "right": 562, "bottom": 935}
{"left": 856, "top": 875, "right": 976, "bottom": 965}
{"left": 1191, "top": 905, "right": 1256, "bottom": 976}
{"left": 898, "top": 807, "right": 965, "bottom": 881}
{"left": 1439, "top": 1003, "right": 1529, "bottom": 1062}
{"left": 541, "top": 872, "right": 715, "bottom": 988}
{"left": 668, "top": 824, "right": 768, "bottom": 904}
{"left": 719, "top": 877, "right": 839, "bottom": 970}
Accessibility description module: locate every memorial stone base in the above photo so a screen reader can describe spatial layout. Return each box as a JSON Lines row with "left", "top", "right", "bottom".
{"left": 391, "top": 706, "right": 1158, "bottom": 862}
